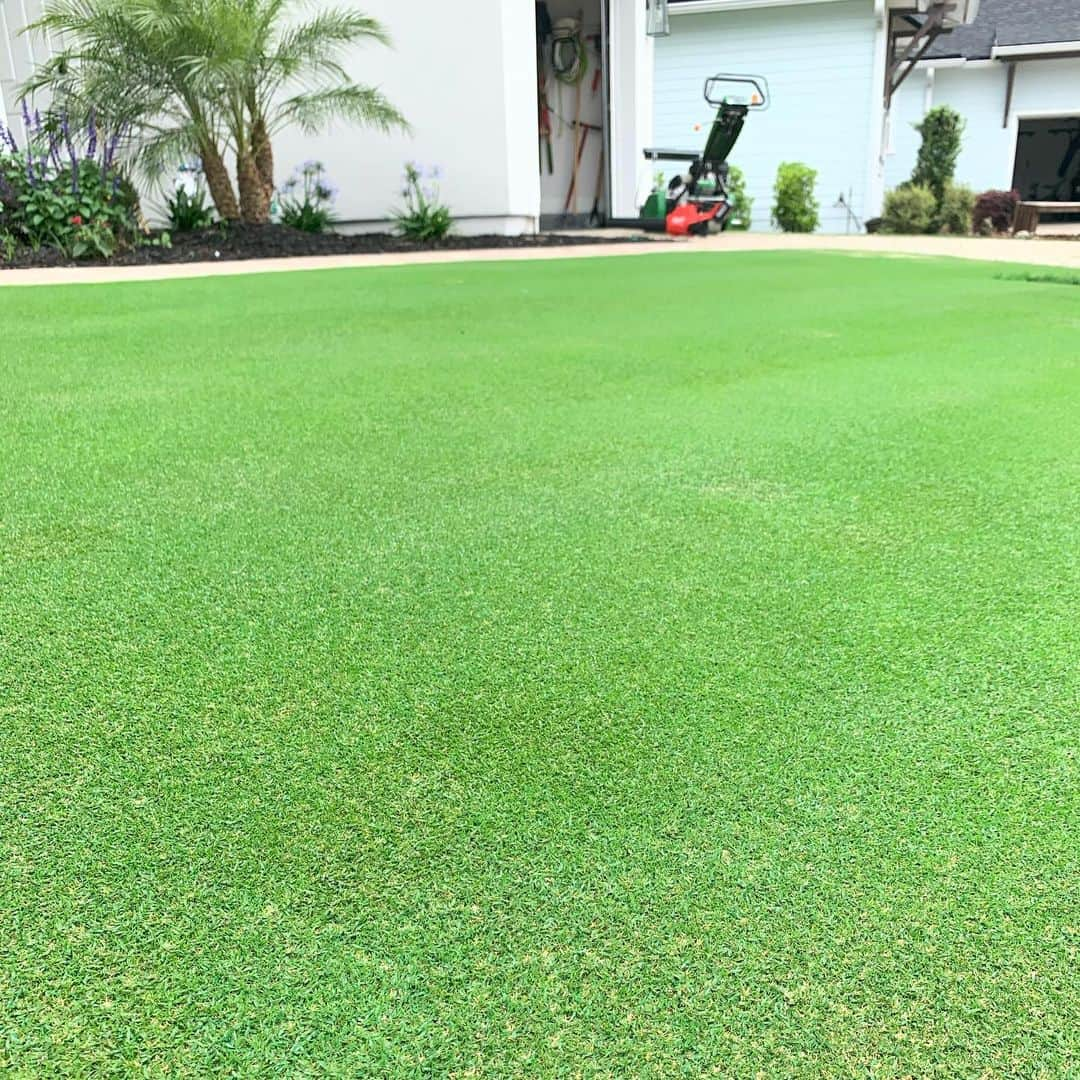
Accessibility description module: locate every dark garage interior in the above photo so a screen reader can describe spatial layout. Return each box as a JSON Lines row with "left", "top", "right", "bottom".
{"left": 1013, "top": 116, "right": 1080, "bottom": 218}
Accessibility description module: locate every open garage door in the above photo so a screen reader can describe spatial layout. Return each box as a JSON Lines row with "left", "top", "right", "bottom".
{"left": 1013, "top": 116, "right": 1080, "bottom": 212}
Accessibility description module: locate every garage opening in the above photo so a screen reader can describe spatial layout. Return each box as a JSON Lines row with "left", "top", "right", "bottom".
{"left": 535, "top": 0, "right": 609, "bottom": 229}
{"left": 1013, "top": 116, "right": 1080, "bottom": 224}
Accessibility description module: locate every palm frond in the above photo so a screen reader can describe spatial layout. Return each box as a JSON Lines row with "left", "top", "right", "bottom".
{"left": 272, "top": 9, "right": 389, "bottom": 70}
{"left": 273, "top": 83, "right": 409, "bottom": 136}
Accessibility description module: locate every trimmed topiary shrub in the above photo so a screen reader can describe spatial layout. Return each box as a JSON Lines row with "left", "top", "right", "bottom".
{"left": 934, "top": 183, "right": 975, "bottom": 235}
{"left": 971, "top": 189, "right": 1019, "bottom": 234}
{"left": 771, "top": 162, "right": 819, "bottom": 233}
{"left": 881, "top": 184, "right": 936, "bottom": 234}
{"left": 910, "top": 106, "right": 965, "bottom": 203}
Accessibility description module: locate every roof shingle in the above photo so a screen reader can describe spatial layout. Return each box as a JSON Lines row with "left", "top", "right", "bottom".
{"left": 927, "top": 0, "right": 1080, "bottom": 59}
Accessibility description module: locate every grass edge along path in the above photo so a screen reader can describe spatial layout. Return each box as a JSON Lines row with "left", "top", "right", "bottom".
{"left": 1, "top": 251, "right": 1077, "bottom": 1077}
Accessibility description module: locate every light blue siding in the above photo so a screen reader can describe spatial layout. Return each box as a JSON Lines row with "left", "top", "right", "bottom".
{"left": 886, "top": 57, "right": 1080, "bottom": 195}
{"left": 655, "top": 1, "right": 878, "bottom": 232}
{"left": 883, "top": 71, "right": 929, "bottom": 192}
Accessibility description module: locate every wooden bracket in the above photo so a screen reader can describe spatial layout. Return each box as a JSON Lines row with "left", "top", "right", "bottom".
{"left": 885, "top": 5, "right": 948, "bottom": 109}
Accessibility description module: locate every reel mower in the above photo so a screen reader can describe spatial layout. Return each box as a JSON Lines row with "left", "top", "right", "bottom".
{"left": 643, "top": 74, "right": 769, "bottom": 236}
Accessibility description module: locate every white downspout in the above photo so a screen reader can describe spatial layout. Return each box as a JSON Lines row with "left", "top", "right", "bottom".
{"left": 924, "top": 65, "right": 936, "bottom": 114}
{"left": 866, "top": 0, "right": 888, "bottom": 221}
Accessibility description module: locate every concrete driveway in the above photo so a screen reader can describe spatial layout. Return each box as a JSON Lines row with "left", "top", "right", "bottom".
{"left": 1, "top": 231, "right": 1077, "bottom": 287}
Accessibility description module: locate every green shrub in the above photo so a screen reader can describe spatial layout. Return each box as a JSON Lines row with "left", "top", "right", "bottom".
{"left": 726, "top": 164, "right": 753, "bottom": 230}
{"left": 911, "top": 106, "right": 964, "bottom": 203}
{"left": 166, "top": 184, "right": 215, "bottom": 232}
{"left": 934, "top": 183, "right": 975, "bottom": 234}
{"left": 771, "top": 162, "right": 818, "bottom": 233}
{"left": 881, "top": 184, "right": 936, "bottom": 234}
{"left": 1, "top": 110, "right": 143, "bottom": 259}
{"left": 393, "top": 162, "right": 453, "bottom": 242}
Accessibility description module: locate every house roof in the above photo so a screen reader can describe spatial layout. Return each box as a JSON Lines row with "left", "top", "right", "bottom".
{"left": 669, "top": 0, "right": 1080, "bottom": 59}
{"left": 926, "top": 0, "right": 1080, "bottom": 59}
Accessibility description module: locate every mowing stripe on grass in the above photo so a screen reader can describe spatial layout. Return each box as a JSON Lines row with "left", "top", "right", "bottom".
{"left": 1, "top": 252, "right": 1077, "bottom": 1077}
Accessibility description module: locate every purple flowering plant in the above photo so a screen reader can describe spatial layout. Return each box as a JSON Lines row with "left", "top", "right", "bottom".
{"left": 277, "top": 160, "right": 337, "bottom": 234}
{"left": 392, "top": 162, "right": 452, "bottom": 242}
{"left": 0, "top": 103, "right": 143, "bottom": 259}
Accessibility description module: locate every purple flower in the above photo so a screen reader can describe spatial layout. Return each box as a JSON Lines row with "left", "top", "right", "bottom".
{"left": 104, "top": 130, "right": 121, "bottom": 170}
{"left": 20, "top": 99, "right": 31, "bottom": 132}
{"left": 87, "top": 109, "right": 98, "bottom": 158}
{"left": 61, "top": 113, "right": 78, "bottom": 192}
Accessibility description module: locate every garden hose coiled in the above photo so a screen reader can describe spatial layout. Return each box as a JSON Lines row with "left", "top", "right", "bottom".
{"left": 551, "top": 17, "right": 588, "bottom": 85}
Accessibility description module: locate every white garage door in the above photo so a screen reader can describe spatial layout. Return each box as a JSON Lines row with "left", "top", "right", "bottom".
{"left": 655, "top": 0, "right": 878, "bottom": 232}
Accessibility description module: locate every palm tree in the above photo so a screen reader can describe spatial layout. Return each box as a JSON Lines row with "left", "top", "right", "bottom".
{"left": 23, "top": 0, "right": 407, "bottom": 223}
{"left": 197, "top": 0, "right": 408, "bottom": 221}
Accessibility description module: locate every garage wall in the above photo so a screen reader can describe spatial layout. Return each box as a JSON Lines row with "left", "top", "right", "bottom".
{"left": 656, "top": 0, "right": 879, "bottom": 232}
{"left": 885, "top": 57, "right": 1080, "bottom": 196}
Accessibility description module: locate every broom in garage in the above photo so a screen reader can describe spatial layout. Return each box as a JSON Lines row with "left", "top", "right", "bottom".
{"left": 564, "top": 51, "right": 602, "bottom": 219}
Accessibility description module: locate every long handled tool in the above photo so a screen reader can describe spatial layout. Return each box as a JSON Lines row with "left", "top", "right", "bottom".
{"left": 588, "top": 145, "right": 605, "bottom": 226}
{"left": 566, "top": 76, "right": 584, "bottom": 214}
{"left": 564, "top": 60, "right": 602, "bottom": 218}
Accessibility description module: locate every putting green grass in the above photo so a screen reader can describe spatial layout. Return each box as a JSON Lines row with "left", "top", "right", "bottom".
{"left": 1, "top": 252, "right": 1077, "bottom": 1077}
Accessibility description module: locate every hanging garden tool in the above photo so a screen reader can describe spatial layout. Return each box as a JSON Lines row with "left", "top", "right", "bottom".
{"left": 550, "top": 16, "right": 588, "bottom": 84}
{"left": 550, "top": 14, "right": 587, "bottom": 139}
{"left": 557, "top": 21, "right": 598, "bottom": 220}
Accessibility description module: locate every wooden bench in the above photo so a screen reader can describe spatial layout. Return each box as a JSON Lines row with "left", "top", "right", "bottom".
{"left": 1013, "top": 201, "right": 1080, "bottom": 234}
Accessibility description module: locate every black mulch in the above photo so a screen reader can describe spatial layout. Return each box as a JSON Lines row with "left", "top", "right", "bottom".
{"left": 1, "top": 223, "right": 661, "bottom": 270}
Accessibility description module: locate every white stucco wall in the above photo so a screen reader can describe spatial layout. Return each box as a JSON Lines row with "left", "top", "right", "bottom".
{"left": 885, "top": 57, "right": 1080, "bottom": 195}
{"left": 274, "top": 0, "right": 652, "bottom": 230}
{"left": 4, "top": 0, "right": 659, "bottom": 234}
{"left": 610, "top": 0, "right": 654, "bottom": 218}
{"left": 656, "top": 0, "right": 879, "bottom": 232}
{"left": 271, "top": 0, "right": 540, "bottom": 234}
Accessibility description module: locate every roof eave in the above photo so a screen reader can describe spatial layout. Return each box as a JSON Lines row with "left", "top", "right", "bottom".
{"left": 991, "top": 40, "right": 1080, "bottom": 59}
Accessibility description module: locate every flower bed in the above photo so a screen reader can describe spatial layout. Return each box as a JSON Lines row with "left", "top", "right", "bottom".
{"left": 1, "top": 223, "right": 657, "bottom": 269}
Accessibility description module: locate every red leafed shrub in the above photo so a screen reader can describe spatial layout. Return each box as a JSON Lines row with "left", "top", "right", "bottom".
{"left": 971, "top": 189, "right": 1019, "bottom": 234}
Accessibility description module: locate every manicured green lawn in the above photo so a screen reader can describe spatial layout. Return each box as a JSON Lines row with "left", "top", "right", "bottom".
{"left": 1, "top": 252, "right": 1077, "bottom": 1077}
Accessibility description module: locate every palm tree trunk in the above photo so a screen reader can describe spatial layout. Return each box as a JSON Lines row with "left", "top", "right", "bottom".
{"left": 200, "top": 141, "right": 240, "bottom": 221}
{"left": 237, "top": 150, "right": 270, "bottom": 224}
{"left": 252, "top": 114, "right": 274, "bottom": 201}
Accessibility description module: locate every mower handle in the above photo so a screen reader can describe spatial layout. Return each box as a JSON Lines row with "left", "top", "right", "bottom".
{"left": 704, "top": 74, "right": 769, "bottom": 110}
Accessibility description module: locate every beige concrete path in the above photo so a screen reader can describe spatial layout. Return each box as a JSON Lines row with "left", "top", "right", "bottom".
{"left": 1, "top": 231, "right": 1077, "bottom": 287}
